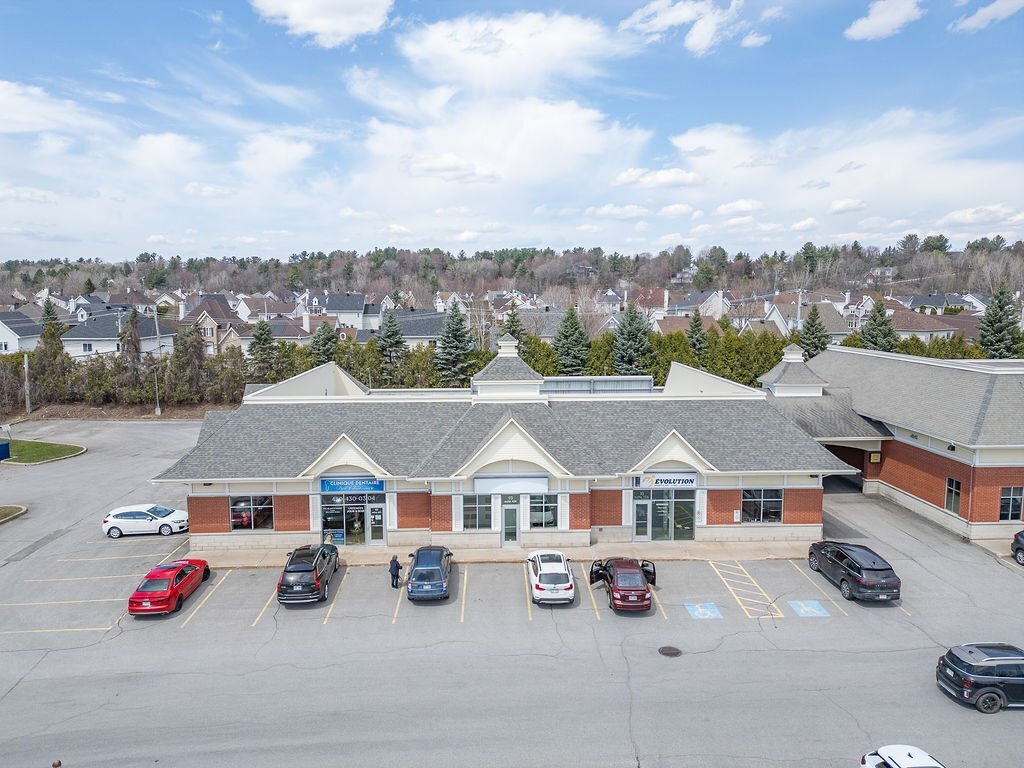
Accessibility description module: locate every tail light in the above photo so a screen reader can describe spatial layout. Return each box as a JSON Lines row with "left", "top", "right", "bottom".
{"left": 277, "top": 576, "right": 283, "bottom": 591}
{"left": 963, "top": 677, "right": 973, "bottom": 689}
{"left": 535, "top": 584, "right": 545, "bottom": 591}
{"left": 566, "top": 582, "right": 573, "bottom": 590}
{"left": 102, "top": 517, "right": 109, "bottom": 524}
{"left": 313, "top": 574, "right": 321, "bottom": 591}
{"left": 442, "top": 579, "right": 448, "bottom": 589}
{"left": 612, "top": 591, "right": 621, "bottom": 599}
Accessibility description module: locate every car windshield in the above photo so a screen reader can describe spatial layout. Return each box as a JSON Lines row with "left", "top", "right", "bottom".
{"left": 616, "top": 573, "right": 645, "bottom": 588}
{"left": 539, "top": 573, "right": 569, "bottom": 585}
{"left": 538, "top": 554, "right": 563, "bottom": 564}
{"left": 946, "top": 651, "right": 985, "bottom": 676}
{"left": 149, "top": 506, "right": 175, "bottom": 518}
{"left": 282, "top": 571, "right": 315, "bottom": 585}
{"left": 863, "top": 568, "right": 896, "bottom": 580}
{"left": 138, "top": 578, "right": 171, "bottom": 592}
{"left": 412, "top": 568, "right": 443, "bottom": 583}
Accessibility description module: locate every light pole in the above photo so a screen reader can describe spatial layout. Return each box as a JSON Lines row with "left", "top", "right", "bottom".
{"left": 154, "top": 356, "right": 162, "bottom": 417}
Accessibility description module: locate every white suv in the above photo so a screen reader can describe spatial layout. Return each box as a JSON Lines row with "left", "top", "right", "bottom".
{"left": 862, "top": 745, "right": 945, "bottom": 768}
{"left": 525, "top": 550, "right": 575, "bottom": 605}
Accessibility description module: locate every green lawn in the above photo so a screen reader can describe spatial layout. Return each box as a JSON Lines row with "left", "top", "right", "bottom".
{"left": 0, "top": 505, "right": 24, "bottom": 522}
{"left": 3, "top": 439, "right": 83, "bottom": 464}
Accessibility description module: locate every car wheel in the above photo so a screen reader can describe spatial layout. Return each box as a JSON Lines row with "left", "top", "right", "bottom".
{"left": 158, "top": 524, "right": 173, "bottom": 536}
{"left": 840, "top": 580, "right": 855, "bottom": 601}
{"left": 975, "top": 692, "right": 1003, "bottom": 714}
{"left": 107, "top": 526, "right": 122, "bottom": 539}
{"left": 202, "top": 567, "right": 211, "bottom": 582}
{"left": 172, "top": 595, "right": 183, "bottom": 614}
{"left": 1015, "top": 549, "right": 1024, "bottom": 567}
{"left": 808, "top": 553, "right": 820, "bottom": 572}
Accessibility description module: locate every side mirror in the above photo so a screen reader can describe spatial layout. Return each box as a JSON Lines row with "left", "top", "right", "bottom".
{"left": 408, "top": 553, "right": 414, "bottom": 558}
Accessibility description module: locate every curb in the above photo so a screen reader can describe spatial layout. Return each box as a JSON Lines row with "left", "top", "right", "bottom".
{"left": 1, "top": 444, "right": 88, "bottom": 466}
{"left": 0, "top": 505, "right": 28, "bottom": 526}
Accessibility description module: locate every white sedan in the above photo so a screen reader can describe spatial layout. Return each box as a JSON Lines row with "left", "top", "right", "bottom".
{"left": 525, "top": 550, "right": 575, "bottom": 605}
{"left": 862, "top": 745, "right": 946, "bottom": 768}
{"left": 102, "top": 504, "right": 189, "bottom": 539}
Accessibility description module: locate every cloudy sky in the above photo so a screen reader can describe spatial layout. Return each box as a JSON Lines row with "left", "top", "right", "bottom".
{"left": 1, "top": 0, "right": 1022, "bottom": 261}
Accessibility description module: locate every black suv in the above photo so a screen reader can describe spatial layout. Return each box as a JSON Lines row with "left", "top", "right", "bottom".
{"left": 807, "top": 541, "right": 901, "bottom": 601}
{"left": 277, "top": 544, "right": 339, "bottom": 604}
{"left": 936, "top": 642, "right": 1024, "bottom": 714}
{"left": 1012, "top": 530, "right": 1024, "bottom": 567}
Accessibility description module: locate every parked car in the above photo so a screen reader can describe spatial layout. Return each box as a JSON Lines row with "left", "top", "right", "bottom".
{"left": 407, "top": 546, "right": 453, "bottom": 601}
{"left": 103, "top": 504, "right": 189, "bottom": 538}
{"left": 807, "top": 541, "right": 901, "bottom": 601}
{"left": 1012, "top": 530, "right": 1024, "bottom": 566}
{"left": 277, "top": 544, "right": 339, "bottom": 604}
{"left": 589, "top": 558, "right": 656, "bottom": 612}
{"left": 525, "top": 550, "right": 574, "bottom": 605}
{"left": 128, "top": 559, "right": 210, "bottom": 616}
{"left": 935, "top": 642, "right": 1024, "bottom": 714}
{"left": 861, "top": 745, "right": 945, "bottom": 767}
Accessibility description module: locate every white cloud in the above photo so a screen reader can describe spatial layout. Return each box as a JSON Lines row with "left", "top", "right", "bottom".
{"left": 724, "top": 215, "right": 756, "bottom": 227}
{"left": 184, "top": 181, "right": 233, "bottom": 198}
{"left": 385, "top": 223, "right": 409, "bottom": 234}
{"left": 454, "top": 230, "right": 479, "bottom": 242}
{"left": 236, "top": 133, "right": 313, "bottom": 177}
{"left": 345, "top": 67, "right": 454, "bottom": 120}
{"left": 801, "top": 178, "right": 830, "bottom": 189}
{"left": 949, "top": 0, "right": 1024, "bottom": 32}
{"left": 0, "top": 186, "right": 57, "bottom": 203}
{"left": 399, "top": 12, "right": 628, "bottom": 94}
{"left": 339, "top": 206, "right": 376, "bottom": 219}
{"left": 635, "top": 221, "right": 649, "bottom": 231}
{"left": 836, "top": 160, "right": 866, "bottom": 173}
{"left": 146, "top": 234, "right": 171, "bottom": 244}
{"left": 585, "top": 203, "right": 651, "bottom": 219}
{"left": 620, "top": 0, "right": 745, "bottom": 57}
{"left": 576, "top": 223, "right": 601, "bottom": 232}
{"left": 831, "top": 199, "right": 867, "bottom": 213}
{"left": 614, "top": 166, "right": 701, "bottom": 187}
{"left": 655, "top": 232, "right": 686, "bottom": 246}
{"left": 658, "top": 203, "right": 695, "bottom": 217}
{"left": 127, "top": 133, "right": 204, "bottom": 175}
{"left": 741, "top": 31, "right": 770, "bottom": 47}
{"left": 0, "top": 80, "right": 110, "bottom": 134}
{"left": 845, "top": 0, "right": 925, "bottom": 41}
{"left": 404, "top": 152, "right": 496, "bottom": 183}
{"left": 937, "top": 204, "right": 1016, "bottom": 226}
{"left": 715, "top": 198, "right": 763, "bottom": 215}
{"left": 790, "top": 217, "right": 818, "bottom": 231}
{"left": 249, "top": 0, "right": 393, "bottom": 47}
{"left": 760, "top": 6, "right": 785, "bottom": 22}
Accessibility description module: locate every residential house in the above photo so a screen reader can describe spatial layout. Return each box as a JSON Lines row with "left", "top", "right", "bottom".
{"left": 865, "top": 266, "right": 897, "bottom": 285}
{"left": 760, "top": 302, "right": 850, "bottom": 344}
{"left": 664, "top": 290, "right": 731, "bottom": 320}
{"left": 961, "top": 293, "right": 990, "bottom": 313}
{"left": 236, "top": 296, "right": 298, "bottom": 324}
{"left": 433, "top": 291, "right": 470, "bottom": 315}
{"left": 180, "top": 294, "right": 248, "bottom": 355}
{"left": 0, "top": 311, "right": 43, "bottom": 353}
{"left": 298, "top": 291, "right": 368, "bottom": 329}
{"left": 653, "top": 314, "right": 720, "bottom": 336}
{"left": 888, "top": 310, "right": 956, "bottom": 342}
{"left": 356, "top": 308, "right": 449, "bottom": 348}
{"left": 60, "top": 312, "right": 172, "bottom": 358}
{"left": 595, "top": 289, "right": 623, "bottom": 314}
{"left": 107, "top": 289, "right": 157, "bottom": 315}
{"left": 224, "top": 318, "right": 315, "bottom": 352}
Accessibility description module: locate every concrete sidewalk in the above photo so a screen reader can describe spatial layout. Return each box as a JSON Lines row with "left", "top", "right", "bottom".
{"left": 189, "top": 539, "right": 812, "bottom": 569}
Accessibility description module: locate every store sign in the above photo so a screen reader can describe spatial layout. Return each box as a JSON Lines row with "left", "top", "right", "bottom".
{"left": 320, "top": 477, "right": 384, "bottom": 493}
{"left": 639, "top": 472, "right": 698, "bottom": 489}
{"left": 327, "top": 530, "right": 346, "bottom": 544}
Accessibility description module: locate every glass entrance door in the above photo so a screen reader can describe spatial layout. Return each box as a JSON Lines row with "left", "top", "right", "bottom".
{"left": 344, "top": 506, "right": 365, "bottom": 545}
{"left": 634, "top": 501, "right": 651, "bottom": 540}
{"left": 367, "top": 504, "right": 385, "bottom": 545}
{"left": 502, "top": 501, "right": 519, "bottom": 545}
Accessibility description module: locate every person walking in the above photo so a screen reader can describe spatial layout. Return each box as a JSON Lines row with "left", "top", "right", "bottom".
{"left": 388, "top": 555, "right": 402, "bottom": 588}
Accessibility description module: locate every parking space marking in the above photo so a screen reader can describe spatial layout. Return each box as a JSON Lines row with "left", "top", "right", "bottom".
{"left": 460, "top": 566, "right": 469, "bottom": 623}
{"left": 709, "top": 561, "right": 784, "bottom": 619}
{"left": 0, "top": 626, "right": 113, "bottom": 636}
{"left": 391, "top": 582, "right": 404, "bottom": 625}
{"left": 581, "top": 563, "right": 600, "bottom": 621}
{"left": 58, "top": 553, "right": 174, "bottom": 562}
{"left": 0, "top": 598, "right": 124, "bottom": 607}
{"left": 788, "top": 600, "right": 830, "bottom": 617}
{"left": 252, "top": 589, "right": 277, "bottom": 628}
{"left": 650, "top": 588, "right": 669, "bottom": 620}
{"left": 522, "top": 564, "right": 532, "bottom": 621}
{"left": 898, "top": 604, "right": 912, "bottom": 617}
{"left": 25, "top": 574, "right": 142, "bottom": 582}
{"left": 323, "top": 569, "right": 349, "bottom": 625}
{"left": 685, "top": 602, "right": 723, "bottom": 619}
{"left": 181, "top": 569, "right": 232, "bottom": 628}
{"left": 787, "top": 561, "right": 848, "bottom": 616}
{"left": 158, "top": 538, "right": 190, "bottom": 564}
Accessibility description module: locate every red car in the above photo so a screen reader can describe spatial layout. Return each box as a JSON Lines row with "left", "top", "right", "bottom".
{"left": 589, "top": 557, "right": 657, "bottom": 612}
{"left": 128, "top": 559, "right": 211, "bottom": 616}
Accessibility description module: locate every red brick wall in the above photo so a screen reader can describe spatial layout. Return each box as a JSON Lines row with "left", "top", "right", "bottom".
{"left": 783, "top": 489, "right": 823, "bottom": 525}
{"left": 273, "top": 495, "right": 310, "bottom": 532}
{"left": 431, "top": 495, "right": 452, "bottom": 532}
{"left": 707, "top": 489, "right": 740, "bottom": 525}
{"left": 971, "top": 468, "right": 1024, "bottom": 523}
{"left": 569, "top": 494, "right": 590, "bottom": 530}
{"left": 397, "top": 493, "right": 431, "bottom": 529}
{"left": 187, "top": 496, "right": 230, "bottom": 533}
{"left": 878, "top": 440, "right": 973, "bottom": 520}
{"left": 591, "top": 490, "right": 622, "bottom": 526}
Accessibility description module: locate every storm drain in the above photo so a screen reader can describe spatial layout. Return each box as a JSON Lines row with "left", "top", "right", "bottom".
{"left": 658, "top": 646, "right": 682, "bottom": 657}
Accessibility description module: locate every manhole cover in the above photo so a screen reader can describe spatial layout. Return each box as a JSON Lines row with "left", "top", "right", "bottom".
{"left": 658, "top": 646, "right": 682, "bottom": 657}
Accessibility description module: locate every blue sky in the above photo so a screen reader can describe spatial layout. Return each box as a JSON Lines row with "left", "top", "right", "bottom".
{"left": 1, "top": 0, "right": 1022, "bottom": 262}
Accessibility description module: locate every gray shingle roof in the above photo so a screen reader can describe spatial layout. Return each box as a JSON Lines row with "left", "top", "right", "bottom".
{"left": 806, "top": 348, "right": 1024, "bottom": 446}
{"left": 0, "top": 311, "right": 43, "bottom": 338}
{"left": 767, "top": 389, "right": 892, "bottom": 440}
{"left": 156, "top": 397, "right": 851, "bottom": 482}
{"left": 62, "top": 313, "right": 165, "bottom": 340}
{"left": 472, "top": 355, "right": 544, "bottom": 382}
{"left": 354, "top": 309, "right": 448, "bottom": 342}
{"left": 758, "top": 360, "right": 829, "bottom": 387}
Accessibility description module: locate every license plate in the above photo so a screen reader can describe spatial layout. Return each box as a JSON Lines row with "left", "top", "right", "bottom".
{"left": 142, "top": 601, "right": 150, "bottom": 607}
{"left": 879, "top": 595, "right": 891, "bottom": 600}
{"left": 946, "top": 668, "right": 955, "bottom": 678}
{"left": 293, "top": 585, "right": 302, "bottom": 591}
{"left": 629, "top": 595, "right": 638, "bottom": 601}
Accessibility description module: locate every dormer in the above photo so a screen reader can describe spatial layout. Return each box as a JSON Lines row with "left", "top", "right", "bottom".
{"left": 758, "top": 344, "right": 828, "bottom": 398}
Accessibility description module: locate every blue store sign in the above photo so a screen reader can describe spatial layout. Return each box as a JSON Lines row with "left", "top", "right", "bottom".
{"left": 320, "top": 477, "right": 385, "bottom": 493}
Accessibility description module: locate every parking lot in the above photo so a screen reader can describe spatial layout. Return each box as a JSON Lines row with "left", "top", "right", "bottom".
{"left": 2, "top": 421, "right": 1024, "bottom": 768}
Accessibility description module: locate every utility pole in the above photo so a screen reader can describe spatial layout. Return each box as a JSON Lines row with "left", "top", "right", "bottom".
{"left": 23, "top": 353, "right": 31, "bottom": 414}
{"left": 153, "top": 308, "right": 162, "bottom": 416}
{"left": 795, "top": 287, "right": 803, "bottom": 332}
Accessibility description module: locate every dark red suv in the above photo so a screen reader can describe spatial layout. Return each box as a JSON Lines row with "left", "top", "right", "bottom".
{"left": 589, "top": 558, "right": 656, "bottom": 612}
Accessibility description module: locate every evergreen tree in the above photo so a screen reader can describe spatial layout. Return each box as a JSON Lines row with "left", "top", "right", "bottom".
{"left": 401, "top": 344, "right": 442, "bottom": 388}
{"left": 204, "top": 347, "right": 247, "bottom": 403}
{"left": 520, "top": 334, "right": 559, "bottom": 375}
{"left": 434, "top": 304, "right": 474, "bottom": 386}
{"left": 646, "top": 332, "right": 696, "bottom": 385}
{"left": 163, "top": 326, "right": 205, "bottom": 404}
{"left": 376, "top": 310, "right": 408, "bottom": 386}
{"left": 840, "top": 331, "right": 864, "bottom": 348}
{"left": 502, "top": 306, "right": 526, "bottom": 345}
{"left": 552, "top": 306, "right": 590, "bottom": 375}
{"left": 119, "top": 309, "right": 142, "bottom": 364}
{"left": 309, "top": 321, "right": 339, "bottom": 366}
{"left": 860, "top": 301, "right": 899, "bottom": 352}
{"left": 83, "top": 277, "right": 96, "bottom": 295}
{"left": 585, "top": 332, "right": 615, "bottom": 375}
{"left": 613, "top": 303, "right": 651, "bottom": 375}
{"left": 32, "top": 321, "right": 73, "bottom": 403}
{"left": 273, "top": 341, "right": 313, "bottom": 382}
{"left": 41, "top": 298, "right": 59, "bottom": 327}
{"left": 799, "top": 304, "right": 830, "bottom": 359}
{"left": 247, "top": 320, "right": 276, "bottom": 381}
{"left": 687, "top": 309, "right": 708, "bottom": 357}
{"left": 897, "top": 335, "right": 928, "bottom": 357}
{"left": 978, "top": 280, "right": 1021, "bottom": 359}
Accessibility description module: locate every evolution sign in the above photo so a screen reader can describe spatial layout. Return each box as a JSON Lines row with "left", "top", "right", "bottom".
{"left": 639, "top": 472, "right": 698, "bottom": 489}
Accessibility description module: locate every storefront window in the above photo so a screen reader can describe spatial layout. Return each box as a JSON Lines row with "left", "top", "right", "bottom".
{"left": 1000, "top": 487, "right": 1023, "bottom": 521}
{"left": 529, "top": 495, "right": 558, "bottom": 529}
{"left": 463, "top": 495, "right": 493, "bottom": 530}
{"left": 230, "top": 495, "right": 274, "bottom": 531}
{"left": 741, "top": 489, "right": 782, "bottom": 524}
{"left": 639, "top": 489, "right": 695, "bottom": 540}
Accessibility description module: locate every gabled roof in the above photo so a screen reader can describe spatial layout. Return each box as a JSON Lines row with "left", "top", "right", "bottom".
{"left": 181, "top": 294, "right": 237, "bottom": 323}
{"left": 772, "top": 302, "right": 849, "bottom": 334}
{"left": 354, "top": 309, "right": 448, "bottom": 342}
{"left": 472, "top": 353, "right": 544, "bottom": 382}
{"left": 237, "top": 319, "right": 312, "bottom": 339}
{"left": 0, "top": 311, "right": 43, "bottom": 338}
{"left": 889, "top": 309, "right": 956, "bottom": 332}
{"left": 758, "top": 358, "right": 829, "bottom": 388}
{"left": 62, "top": 312, "right": 166, "bottom": 341}
{"left": 310, "top": 292, "right": 365, "bottom": 312}
{"left": 767, "top": 389, "right": 891, "bottom": 441}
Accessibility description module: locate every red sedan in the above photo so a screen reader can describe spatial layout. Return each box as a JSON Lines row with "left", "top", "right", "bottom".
{"left": 128, "top": 559, "right": 211, "bottom": 616}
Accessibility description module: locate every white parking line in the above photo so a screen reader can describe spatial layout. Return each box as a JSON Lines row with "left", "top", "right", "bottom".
{"left": 0, "top": 626, "right": 113, "bottom": 636}
{"left": 252, "top": 589, "right": 277, "bottom": 628}
{"left": 581, "top": 563, "right": 601, "bottom": 621}
{"left": 58, "top": 553, "right": 172, "bottom": 562}
{"left": 0, "top": 598, "right": 123, "bottom": 607}
{"left": 522, "top": 563, "right": 532, "bottom": 622}
{"left": 25, "top": 574, "right": 142, "bottom": 582}
{"left": 181, "top": 570, "right": 232, "bottom": 628}
{"left": 324, "top": 569, "right": 350, "bottom": 625}
{"left": 460, "top": 566, "right": 469, "bottom": 623}
{"left": 158, "top": 538, "right": 190, "bottom": 564}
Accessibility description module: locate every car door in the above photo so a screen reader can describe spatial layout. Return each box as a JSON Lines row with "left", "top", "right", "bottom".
{"left": 589, "top": 560, "right": 606, "bottom": 586}
{"left": 640, "top": 560, "right": 657, "bottom": 587}
{"left": 527, "top": 557, "right": 539, "bottom": 589}
{"left": 171, "top": 569, "right": 187, "bottom": 600}
{"left": 139, "top": 511, "right": 160, "bottom": 534}
{"left": 819, "top": 544, "right": 839, "bottom": 583}
{"left": 997, "top": 663, "right": 1024, "bottom": 703}
{"left": 443, "top": 550, "right": 453, "bottom": 579}
{"left": 179, "top": 565, "right": 200, "bottom": 597}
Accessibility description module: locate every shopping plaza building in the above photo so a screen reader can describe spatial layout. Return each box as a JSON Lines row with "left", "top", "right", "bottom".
{"left": 156, "top": 336, "right": 854, "bottom": 551}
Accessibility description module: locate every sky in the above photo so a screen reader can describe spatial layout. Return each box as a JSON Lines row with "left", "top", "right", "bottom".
{"left": 1, "top": 0, "right": 1022, "bottom": 263}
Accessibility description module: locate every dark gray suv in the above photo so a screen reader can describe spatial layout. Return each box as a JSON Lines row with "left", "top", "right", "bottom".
{"left": 1012, "top": 530, "right": 1024, "bottom": 567}
{"left": 936, "top": 642, "right": 1024, "bottom": 714}
{"left": 277, "top": 544, "right": 339, "bottom": 604}
{"left": 807, "top": 541, "right": 901, "bottom": 601}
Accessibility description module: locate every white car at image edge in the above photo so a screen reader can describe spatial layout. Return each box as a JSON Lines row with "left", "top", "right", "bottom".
{"left": 862, "top": 745, "right": 946, "bottom": 768}
{"left": 102, "top": 504, "right": 189, "bottom": 539}
{"left": 525, "top": 550, "right": 575, "bottom": 605}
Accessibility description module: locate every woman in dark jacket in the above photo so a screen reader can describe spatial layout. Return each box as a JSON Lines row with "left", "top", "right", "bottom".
{"left": 388, "top": 555, "right": 402, "bottom": 588}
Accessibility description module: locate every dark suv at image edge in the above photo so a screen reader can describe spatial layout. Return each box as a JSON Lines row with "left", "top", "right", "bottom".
{"left": 935, "top": 642, "right": 1024, "bottom": 714}
{"left": 1012, "top": 530, "right": 1024, "bottom": 567}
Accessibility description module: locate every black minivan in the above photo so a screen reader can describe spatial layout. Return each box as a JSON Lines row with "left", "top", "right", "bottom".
{"left": 277, "top": 544, "right": 339, "bottom": 604}
{"left": 807, "top": 541, "right": 901, "bottom": 601}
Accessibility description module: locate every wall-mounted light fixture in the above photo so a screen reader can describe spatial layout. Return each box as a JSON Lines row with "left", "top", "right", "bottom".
{"left": 947, "top": 444, "right": 956, "bottom": 451}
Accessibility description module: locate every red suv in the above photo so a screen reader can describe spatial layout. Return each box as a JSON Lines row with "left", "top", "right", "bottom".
{"left": 589, "top": 558, "right": 656, "bottom": 612}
